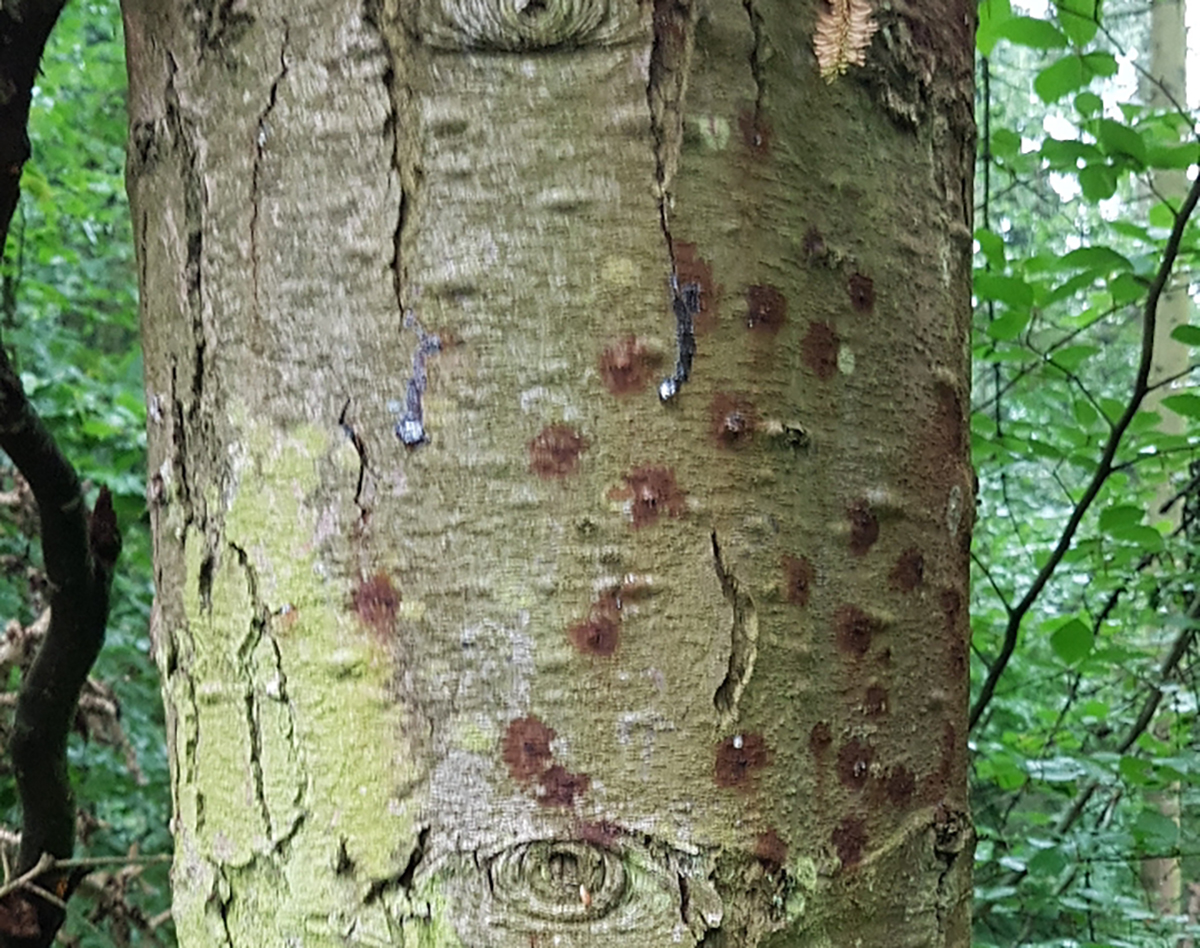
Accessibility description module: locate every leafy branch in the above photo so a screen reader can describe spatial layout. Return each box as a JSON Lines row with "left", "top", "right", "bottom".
{"left": 970, "top": 166, "right": 1200, "bottom": 731}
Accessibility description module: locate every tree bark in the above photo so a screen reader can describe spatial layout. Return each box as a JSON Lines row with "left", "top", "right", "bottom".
{"left": 123, "top": 0, "right": 975, "bottom": 944}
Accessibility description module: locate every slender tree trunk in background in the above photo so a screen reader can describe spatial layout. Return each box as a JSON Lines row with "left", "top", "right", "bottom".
{"left": 122, "top": 0, "right": 975, "bottom": 944}
{"left": 1140, "top": 0, "right": 1188, "bottom": 918}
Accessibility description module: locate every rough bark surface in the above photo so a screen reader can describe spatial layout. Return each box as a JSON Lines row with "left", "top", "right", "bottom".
{"left": 124, "top": 0, "right": 975, "bottom": 944}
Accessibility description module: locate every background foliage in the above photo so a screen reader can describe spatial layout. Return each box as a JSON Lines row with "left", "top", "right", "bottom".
{"left": 972, "top": 0, "right": 1200, "bottom": 945}
{"left": 0, "top": 0, "right": 171, "bottom": 944}
{"left": 4, "top": 0, "right": 1200, "bottom": 946}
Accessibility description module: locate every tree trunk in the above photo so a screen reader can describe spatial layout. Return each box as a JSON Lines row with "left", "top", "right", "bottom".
{"left": 122, "top": 0, "right": 975, "bottom": 944}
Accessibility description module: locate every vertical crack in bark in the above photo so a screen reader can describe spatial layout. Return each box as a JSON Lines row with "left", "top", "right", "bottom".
{"left": 339, "top": 397, "right": 371, "bottom": 517}
{"left": 228, "top": 542, "right": 273, "bottom": 840}
{"left": 711, "top": 531, "right": 758, "bottom": 730}
{"left": 742, "top": 0, "right": 766, "bottom": 119}
{"left": 250, "top": 25, "right": 290, "bottom": 317}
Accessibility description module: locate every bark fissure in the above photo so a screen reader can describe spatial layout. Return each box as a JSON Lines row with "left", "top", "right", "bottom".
{"left": 339, "top": 398, "right": 370, "bottom": 515}
{"left": 710, "top": 531, "right": 758, "bottom": 730}
{"left": 250, "top": 25, "right": 290, "bottom": 316}
{"left": 229, "top": 542, "right": 273, "bottom": 838}
{"left": 742, "top": 0, "right": 766, "bottom": 117}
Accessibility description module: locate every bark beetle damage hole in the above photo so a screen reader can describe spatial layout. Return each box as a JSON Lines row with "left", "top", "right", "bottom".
{"left": 351, "top": 572, "right": 401, "bottom": 638}
{"left": 501, "top": 716, "right": 591, "bottom": 808}
{"left": 885, "top": 765, "right": 915, "bottom": 805}
{"left": 755, "top": 829, "right": 788, "bottom": 871}
{"left": 714, "top": 732, "right": 770, "bottom": 789}
{"left": 835, "top": 604, "right": 880, "bottom": 657}
{"left": 673, "top": 241, "right": 719, "bottom": 333}
{"left": 745, "top": 284, "right": 787, "bottom": 334}
{"left": 831, "top": 815, "right": 867, "bottom": 868}
{"left": 801, "top": 321, "right": 841, "bottom": 381}
{"left": 802, "top": 226, "right": 828, "bottom": 264}
{"left": 738, "top": 108, "right": 773, "bottom": 157}
{"left": 529, "top": 424, "right": 589, "bottom": 478}
{"left": 710, "top": 392, "right": 758, "bottom": 448}
{"left": 864, "top": 684, "right": 888, "bottom": 716}
{"left": 889, "top": 547, "right": 924, "bottom": 591}
{"left": 782, "top": 554, "right": 815, "bottom": 607}
{"left": 847, "top": 499, "right": 879, "bottom": 555}
{"left": 809, "top": 721, "right": 833, "bottom": 757}
{"left": 846, "top": 272, "right": 875, "bottom": 313}
{"left": 567, "top": 590, "right": 621, "bottom": 657}
{"left": 836, "top": 738, "right": 873, "bottom": 790}
{"left": 599, "top": 336, "right": 663, "bottom": 396}
{"left": 611, "top": 465, "right": 686, "bottom": 528}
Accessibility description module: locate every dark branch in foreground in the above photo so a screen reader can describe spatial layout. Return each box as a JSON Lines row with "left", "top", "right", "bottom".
{"left": 0, "top": 3, "right": 122, "bottom": 947}
{"left": 970, "top": 168, "right": 1200, "bottom": 731}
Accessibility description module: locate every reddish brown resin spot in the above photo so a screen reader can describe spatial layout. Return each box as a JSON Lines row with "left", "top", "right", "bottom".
{"left": 801, "top": 322, "right": 840, "bottom": 381}
{"left": 864, "top": 684, "right": 888, "bottom": 716}
{"left": 745, "top": 284, "right": 787, "bottom": 334}
{"left": 577, "top": 820, "right": 624, "bottom": 847}
{"left": 755, "top": 829, "right": 788, "bottom": 870}
{"left": 568, "top": 591, "right": 621, "bottom": 657}
{"left": 738, "top": 108, "right": 773, "bottom": 157}
{"left": 848, "top": 500, "right": 879, "bottom": 555}
{"left": 710, "top": 393, "right": 757, "bottom": 448}
{"left": 529, "top": 424, "right": 588, "bottom": 478}
{"left": 809, "top": 721, "right": 833, "bottom": 756}
{"left": 835, "top": 604, "right": 880, "bottom": 656}
{"left": 890, "top": 548, "right": 924, "bottom": 591}
{"left": 351, "top": 573, "right": 400, "bottom": 637}
{"left": 619, "top": 466, "right": 686, "bottom": 528}
{"left": 836, "top": 738, "right": 874, "bottom": 790}
{"left": 714, "top": 733, "right": 771, "bottom": 788}
{"left": 847, "top": 272, "right": 875, "bottom": 313}
{"left": 831, "top": 816, "right": 867, "bottom": 867}
{"left": 502, "top": 716, "right": 555, "bottom": 782}
{"left": 599, "top": 335, "right": 663, "bottom": 396}
{"left": 782, "top": 554, "right": 815, "bottom": 607}
{"left": 673, "top": 241, "right": 720, "bottom": 332}
{"left": 540, "top": 765, "right": 591, "bottom": 807}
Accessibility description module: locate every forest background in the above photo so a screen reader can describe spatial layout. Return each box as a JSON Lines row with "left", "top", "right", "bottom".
{"left": 2, "top": 0, "right": 1199, "bottom": 945}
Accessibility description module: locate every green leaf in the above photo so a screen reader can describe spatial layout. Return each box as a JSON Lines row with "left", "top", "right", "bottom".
{"left": 1073, "top": 399, "right": 1098, "bottom": 427}
{"left": 1161, "top": 393, "right": 1200, "bottom": 419}
{"left": 1079, "top": 162, "right": 1118, "bottom": 200}
{"left": 1026, "top": 846, "right": 1069, "bottom": 877}
{"left": 1050, "top": 618, "right": 1092, "bottom": 664}
{"left": 1170, "top": 324, "right": 1200, "bottom": 346}
{"left": 1082, "top": 50, "right": 1119, "bottom": 77}
{"left": 1108, "top": 524, "right": 1164, "bottom": 551}
{"left": 977, "top": 0, "right": 1013, "bottom": 55}
{"left": 1055, "top": 0, "right": 1100, "bottom": 45}
{"left": 1145, "top": 141, "right": 1200, "bottom": 169}
{"left": 975, "top": 228, "right": 1006, "bottom": 268}
{"left": 974, "top": 272, "right": 1035, "bottom": 308}
{"left": 1074, "top": 91, "right": 1102, "bottom": 116}
{"left": 997, "top": 15, "right": 1069, "bottom": 49}
{"left": 1095, "top": 119, "right": 1147, "bottom": 165}
{"left": 1098, "top": 504, "right": 1142, "bottom": 530}
{"left": 990, "top": 127, "right": 1022, "bottom": 160}
{"left": 1053, "top": 344, "right": 1100, "bottom": 371}
{"left": 1035, "top": 56, "right": 1086, "bottom": 103}
{"left": 1041, "top": 137, "right": 1101, "bottom": 167}
{"left": 985, "top": 311, "right": 1032, "bottom": 341}
{"left": 1059, "top": 246, "right": 1133, "bottom": 272}
{"left": 1107, "top": 271, "right": 1145, "bottom": 304}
